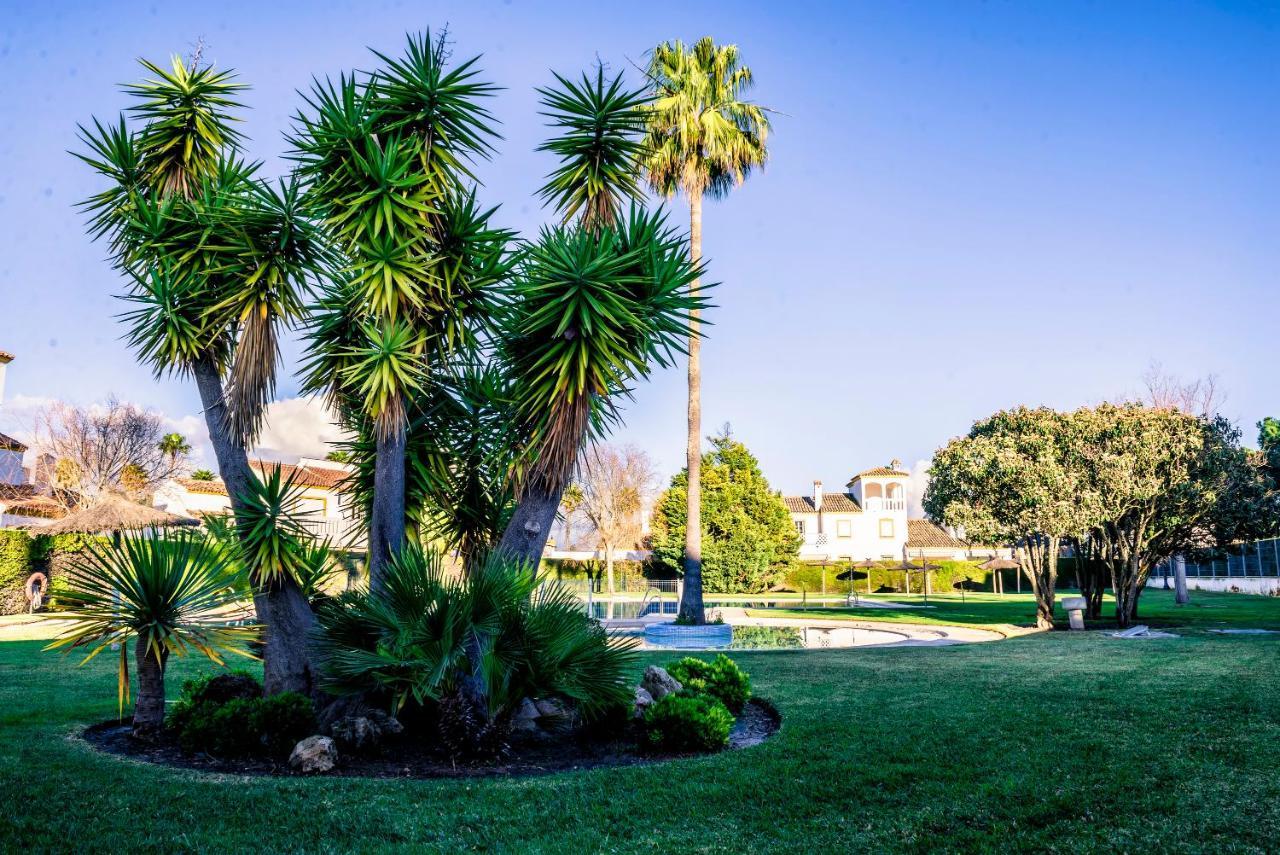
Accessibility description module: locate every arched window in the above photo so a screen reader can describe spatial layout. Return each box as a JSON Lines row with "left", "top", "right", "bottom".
{"left": 886, "top": 483, "right": 903, "bottom": 500}
{"left": 864, "top": 482, "right": 883, "bottom": 499}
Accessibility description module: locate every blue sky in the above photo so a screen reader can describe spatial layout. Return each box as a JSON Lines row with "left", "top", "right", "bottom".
{"left": 0, "top": 0, "right": 1276, "bottom": 499}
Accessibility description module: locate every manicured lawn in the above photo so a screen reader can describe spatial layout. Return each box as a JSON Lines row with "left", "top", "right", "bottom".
{"left": 4, "top": 605, "right": 1280, "bottom": 852}
{"left": 748, "top": 588, "right": 1280, "bottom": 633}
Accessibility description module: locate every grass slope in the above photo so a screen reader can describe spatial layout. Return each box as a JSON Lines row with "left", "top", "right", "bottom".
{"left": 3, "top": 604, "right": 1280, "bottom": 852}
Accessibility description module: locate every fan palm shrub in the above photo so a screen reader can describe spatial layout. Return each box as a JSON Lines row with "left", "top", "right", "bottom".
{"left": 44, "top": 532, "right": 257, "bottom": 738}
{"left": 642, "top": 37, "right": 771, "bottom": 623}
{"left": 312, "top": 543, "right": 637, "bottom": 759}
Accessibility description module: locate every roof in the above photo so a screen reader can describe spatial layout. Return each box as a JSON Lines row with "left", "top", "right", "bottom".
{"left": 784, "top": 492, "right": 862, "bottom": 514}
{"left": 3, "top": 495, "right": 66, "bottom": 520}
{"left": 0, "top": 431, "right": 27, "bottom": 452}
{"left": 175, "top": 459, "right": 350, "bottom": 497}
{"left": 906, "top": 519, "right": 968, "bottom": 549}
{"left": 28, "top": 492, "right": 198, "bottom": 534}
{"left": 848, "top": 466, "right": 909, "bottom": 483}
{"left": 0, "top": 483, "right": 37, "bottom": 501}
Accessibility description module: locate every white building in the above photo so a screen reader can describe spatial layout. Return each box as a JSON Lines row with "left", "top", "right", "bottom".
{"left": 153, "top": 457, "right": 364, "bottom": 548}
{"left": 0, "top": 349, "right": 64, "bottom": 527}
{"left": 784, "top": 460, "right": 975, "bottom": 562}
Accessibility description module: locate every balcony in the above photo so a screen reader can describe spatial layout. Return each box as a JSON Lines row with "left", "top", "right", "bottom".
{"left": 862, "top": 498, "right": 905, "bottom": 512}
{"left": 300, "top": 517, "right": 366, "bottom": 550}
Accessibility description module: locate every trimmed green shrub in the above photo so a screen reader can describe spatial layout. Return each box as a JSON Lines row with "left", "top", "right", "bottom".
{"left": 0, "top": 530, "right": 36, "bottom": 589}
{"left": 666, "top": 654, "right": 751, "bottom": 713}
{"left": 643, "top": 693, "right": 733, "bottom": 753}
{"left": 167, "top": 671, "right": 315, "bottom": 758}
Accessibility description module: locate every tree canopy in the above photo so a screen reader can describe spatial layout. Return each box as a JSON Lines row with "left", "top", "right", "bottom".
{"left": 650, "top": 430, "right": 799, "bottom": 593}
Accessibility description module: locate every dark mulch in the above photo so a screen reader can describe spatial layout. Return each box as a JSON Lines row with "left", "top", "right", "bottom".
{"left": 81, "top": 698, "right": 781, "bottom": 780}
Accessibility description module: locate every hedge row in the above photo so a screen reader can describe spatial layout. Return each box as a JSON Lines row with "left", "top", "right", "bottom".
{"left": 782, "top": 560, "right": 1026, "bottom": 595}
{"left": 0, "top": 531, "right": 106, "bottom": 615}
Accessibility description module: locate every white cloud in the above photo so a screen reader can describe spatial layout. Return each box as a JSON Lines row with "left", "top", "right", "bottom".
{"left": 252, "top": 397, "right": 351, "bottom": 462}
{"left": 905, "top": 458, "right": 931, "bottom": 519}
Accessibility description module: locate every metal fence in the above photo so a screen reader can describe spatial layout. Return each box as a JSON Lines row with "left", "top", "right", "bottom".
{"left": 1152, "top": 537, "right": 1280, "bottom": 578}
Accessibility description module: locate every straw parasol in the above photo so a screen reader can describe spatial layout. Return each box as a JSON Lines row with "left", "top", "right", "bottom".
{"left": 838, "top": 559, "right": 882, "bottom": 595}
{"left": 977, "top": 556, "right": 1022, "bottom": 596}
{"left": 27, "top": 493, "right": 199, "bottom": 543}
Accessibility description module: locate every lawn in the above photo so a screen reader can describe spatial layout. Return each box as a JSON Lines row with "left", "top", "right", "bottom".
{"left": 747, "top": 588, "right": 1280, "bottom": 633}
{"left": 3, "top": 602, "right": 1280, "bottom": 852}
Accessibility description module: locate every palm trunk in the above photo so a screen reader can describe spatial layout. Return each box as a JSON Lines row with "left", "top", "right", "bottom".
{"left": 132, "top": 641, "right": 168, "bottom": 739}
{"left": 193, "top": 353, "right": 317, "bottom": 697}
{"left": 678, "top": 188, "right": 705, "bottom": 625}
{"left": 497, "top": 481, "right": 566, "bottom": 569}
{"left": 368, "top": 419, "right": 407, "bottom": 594}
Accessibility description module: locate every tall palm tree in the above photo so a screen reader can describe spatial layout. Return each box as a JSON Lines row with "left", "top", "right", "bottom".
{"left": 76, "top": 54, "right": 324, "bottom": 695}
{"left": 45, "top": 531, "right": 257, "bottom": 738}
{"left": 642, "top": 37, "right": 771, "bottom": 623}
{"left": 157, "top": 432, "right": 191, "bottom": 472}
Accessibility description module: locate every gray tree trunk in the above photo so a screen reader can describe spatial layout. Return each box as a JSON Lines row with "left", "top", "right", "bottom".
{"left": 193, "top": 354, "right": 317, "bottom": 697}
{"left": 496, "top": 481, "right": 566, "bottom": 569}
{"left": 678, "top": 188, "right": 705, "bottom": 625}
{"left": 1174, "top": 555, "right": 1189, "bottom": 605}
{"left": 132, "top": 641, "right": 168, "bottom": 739}
{"left": 368, "top": 420, "right": 407, "bottom": 594}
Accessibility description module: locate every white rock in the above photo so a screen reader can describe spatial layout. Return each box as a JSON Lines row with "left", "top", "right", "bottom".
{"left": 289, "top": 735, "right": 338, "bottom": 773}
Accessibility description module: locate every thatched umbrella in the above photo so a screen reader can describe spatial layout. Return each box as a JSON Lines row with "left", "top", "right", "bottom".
{"left": 27, "top": 493, "right": 199, "bottom": 544}
{"left": 977, "top": 556, "right": 1022, "bottom": 596}
{"left": 837, "top": 559, "right": 882, "bottom": 596}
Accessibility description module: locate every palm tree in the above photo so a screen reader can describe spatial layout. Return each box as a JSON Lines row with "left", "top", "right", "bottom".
{"left": 641, "top": 37, "right": 771, "bottom": 623}
{"left": 45, "top": 531, "right": 257, "bottom": 738}
{"left": 293, "top": 33, "right": 509, "bottom": 592}
{"left": 492, "top": 67, "right": 705, "bottom": 567}
{"left": 75, "top": 54, "right": 324, "bottom": 695}
{"left": 157, "top": 432, "right": 191, "bottom": 472}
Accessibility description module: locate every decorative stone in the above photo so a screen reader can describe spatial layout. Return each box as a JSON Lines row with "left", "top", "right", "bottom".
{"left": 289, "top": 735, "right": 338, "bottom": 773}
{"left": 534, "top": 697, "right": 568, "bottom": 719}
{"left": 330, "top": 711, "right": 404, "bottom": 754}
{"left": 1061, "top": 596, "right": 1087, "bottom": 631}
{"left": 511, "top": 699, "right": 541, "bottom": 736}
{"left": 633, "top": 686, "right": 654, "bottom": 719}
{"left": 640, "top": 665, "right": 682, "bottom": 702}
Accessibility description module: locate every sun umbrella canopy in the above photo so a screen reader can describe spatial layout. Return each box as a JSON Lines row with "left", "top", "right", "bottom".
{"left": 24, "top": 493, "right": 199, "bottom": 535}
{"left": 977, "top": 557, "right": 1022, "bottom": 571}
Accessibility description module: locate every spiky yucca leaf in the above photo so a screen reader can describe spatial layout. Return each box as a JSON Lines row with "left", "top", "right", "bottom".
{"left": 536, "top": 67, "right": 649, "bottom": 230}
{"left": 234, "top": 464, "right": 315, "bottom": 588}
{"left": 44, "top": 531, "right": 258, "bottom": 718}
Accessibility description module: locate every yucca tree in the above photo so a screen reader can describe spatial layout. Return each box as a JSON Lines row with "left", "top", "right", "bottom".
{"left": 45, "top": 531, "right": 257, "bottom": 738}
{"left": 76, "top": 54, "right": 325, "bottom": 694}
{"left": 293, "top": 33, "right": 511, "bottom": 592}
{"left": 642, "top": 37, "right": 771, "bottom": 623}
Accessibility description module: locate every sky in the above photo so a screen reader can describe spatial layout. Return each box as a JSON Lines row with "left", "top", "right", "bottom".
{"left": 0, "top": 0, "right": 1276, "bottom": 506}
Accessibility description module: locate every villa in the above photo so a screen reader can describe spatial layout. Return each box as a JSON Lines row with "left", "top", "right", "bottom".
{"left": 784, "top": 460, "right": 983, "bottom": 562}
{"left": 153, "top": 457, "right": 364, "bottom": 547}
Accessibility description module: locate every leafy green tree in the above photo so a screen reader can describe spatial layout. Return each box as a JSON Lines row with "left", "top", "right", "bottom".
{"left": 323, "top": 450, "right": 352, "bottom": 465}
{"left": 650, "top": 430, "right": 798, "bottom": 593}
{"left": 642, "top": 37, "right": 771, "bottom": 623}
{"left": 75, "top": 54, "right": 324, "bottom": 695}
{"left": 45, "top": 531, "right": 256, "bottom": 738}
{"left": 190, "top": 468, "right": 215, "bottom": 481}
{"left": 925, "top": 408, "right": 1097, "bottom": 629}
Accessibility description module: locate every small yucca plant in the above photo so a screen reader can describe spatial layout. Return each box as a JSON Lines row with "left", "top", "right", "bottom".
{"left": 45, "top": 531, "right": 258, "bottom": 739}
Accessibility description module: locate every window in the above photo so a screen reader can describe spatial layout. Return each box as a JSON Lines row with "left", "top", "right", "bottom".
{"left": 795, "top": 519, "right": 806, "bottom": 536}
{"left": 837, "top": 520, "right": 851, "bottom": 538}
{"left": 879, "top": 518, "right": 895, "bottom": 538}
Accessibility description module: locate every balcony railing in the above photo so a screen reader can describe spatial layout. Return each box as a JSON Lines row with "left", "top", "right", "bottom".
{"left": 862, "top": 498, "right": 905, "bottom": 512}
{"left": 300, "top": 517, "right": 365, "bottom": 549}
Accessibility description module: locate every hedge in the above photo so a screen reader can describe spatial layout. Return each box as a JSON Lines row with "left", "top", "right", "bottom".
{"left": 0, "top": 531, "right": 108, "bottom": 615}
{"left": 782, "top": 560, "right": 1025, "bottom": 595}
{"left": 0, "top": 530, "right": 36, "bottom": 590}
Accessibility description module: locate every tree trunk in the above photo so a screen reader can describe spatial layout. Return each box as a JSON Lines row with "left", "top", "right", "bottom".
{"left": 605, "top": 547, "right": 615, "bottom": 597}
{"left": 368, "top": 419, "right": 407, "bottom": 594}
{"left": 1174, "top": 555, "right": 1189, "bottom": 605}
{"left": 496, "top": 481, "right": 566, "bottom": 569}
{"left": 132, "top": 641, "right": 168, "bottom": 740}
{"left": 192, "top": 354, "right": 317, "bottom": 697}
{"left": 678, "top": 188, "right": 705, "bottom": 626}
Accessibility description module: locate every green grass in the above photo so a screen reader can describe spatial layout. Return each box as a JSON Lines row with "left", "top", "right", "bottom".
{"left": 747, "top": 588, "right": 1280, "bottom": 632}
{"left": 3, "top": 599, "right": 1280, "bottom": 852}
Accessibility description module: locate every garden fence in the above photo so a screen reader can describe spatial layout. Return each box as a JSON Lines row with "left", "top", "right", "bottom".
{"left": 1152, "top": 537, "right": 1280, "bottom": 579}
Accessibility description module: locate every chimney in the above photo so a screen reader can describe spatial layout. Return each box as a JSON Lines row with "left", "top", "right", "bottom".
{"left": 812, "top": 480, "right": 823, "bottom": 513}
{"left": 890, "top": 458, "right": 901, "bottom": 472}
{"left": 0, "top": 350, "right": 11, "bottom": 406}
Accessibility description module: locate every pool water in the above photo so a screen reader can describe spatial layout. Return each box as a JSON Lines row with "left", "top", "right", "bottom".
{"left": 612, "top": 623, "right": 919, "bottom": 650}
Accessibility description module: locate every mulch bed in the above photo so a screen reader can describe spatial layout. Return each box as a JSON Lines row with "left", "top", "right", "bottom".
{"left": 81, "top": 698, "right": 781, "bottom": 780}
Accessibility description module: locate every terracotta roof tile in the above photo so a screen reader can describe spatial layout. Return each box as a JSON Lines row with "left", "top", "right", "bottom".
{"left": 906, "top": 519, "right": 968, "bottom": 549}
{"left": 178, "top": 478, "right": 228, "bottom": 495}
{"left": 0, "top": 431, "right": 28, "bottom": 452}
{"left": 175, "top": 460, "right": 351, "bottom": 497}
{"left": 0, "top": 483, "right": 36, "bottom": 501}
{"left": 783, "top": 493, "right": 862, "bottom": 513}
{"left": 850, "top": 466, "right": 909, "bottom": 482}
{"left": 3, "top": 495, "right": 66, "bottom": 519}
